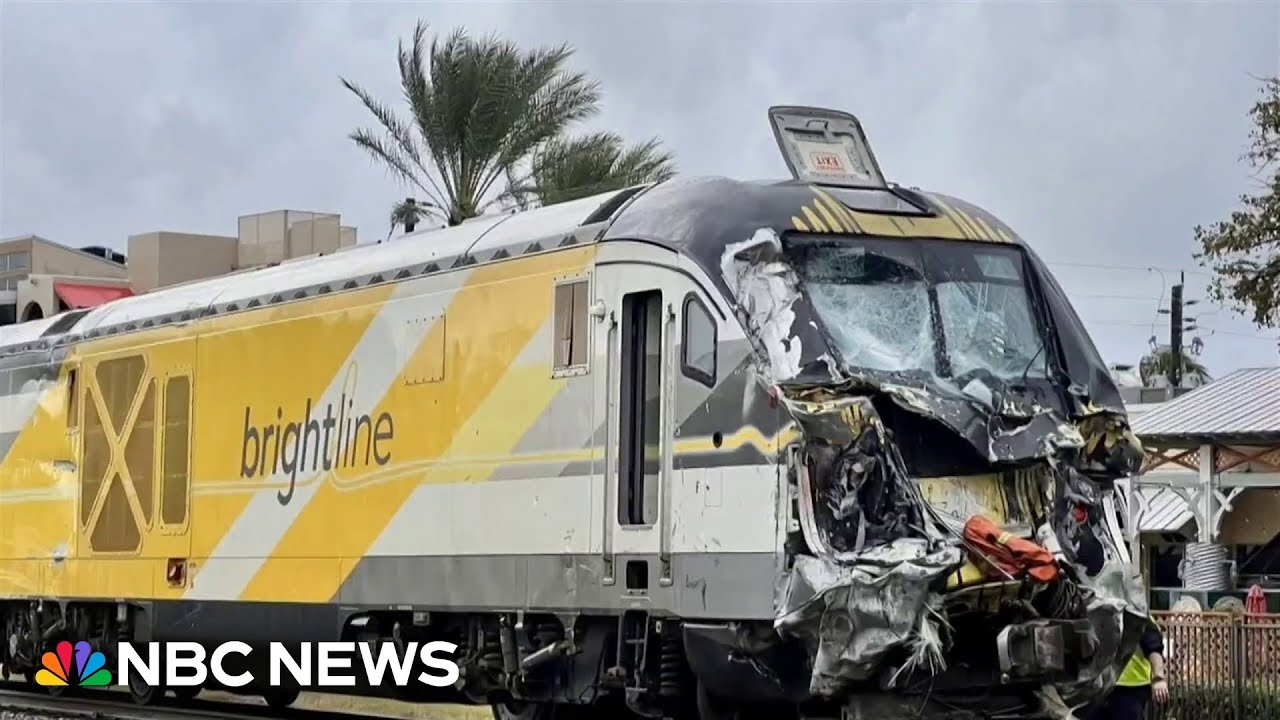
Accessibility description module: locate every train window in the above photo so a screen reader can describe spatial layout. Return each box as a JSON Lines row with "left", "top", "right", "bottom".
{"left": 618, "top": 290, "right": 662, "bottom": 527}
{"left": 553, "top": 278, "right": 590, "bottom": 374}
{"left": 161, "top": 376, "right": 191, "bottom": 528}
{"left": 681, "top": 294, "right": 717, "bottom": 387}
{"left": 124, "top": 380, "right": 156, "bottom": 525}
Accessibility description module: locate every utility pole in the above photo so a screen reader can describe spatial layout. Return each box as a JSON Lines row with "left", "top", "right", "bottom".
{"left": 1169, "top": 272, "right": 1184, "bottom": 387}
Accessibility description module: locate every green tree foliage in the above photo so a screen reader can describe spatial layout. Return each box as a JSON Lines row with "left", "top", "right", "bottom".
{"left": 341, "top": 21, "right": 600, "bottom": 227}
{"left": 503, "top": 132, "right": 677, "bottom": 209}
{"left": 1195, "top": 76, "right": 1280, "bottom": 327}
{"left": 387, "top": 198, "right": 427, "bottom": 239}
{"left": 343, "top": 21, "right": 677, "bottom": 233}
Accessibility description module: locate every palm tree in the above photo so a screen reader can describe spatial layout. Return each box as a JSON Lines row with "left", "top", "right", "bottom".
{"left": 1139, "top": 347, "right": 1212, "bottom": 387}
{"left": 386, "top": 198, "right": 432, "bottom": 239}
{"left": 342, "top": 21, "right": 601, "bottom": 227}
{"left": 503, "top": 132, "right": 677, "bottom": 208}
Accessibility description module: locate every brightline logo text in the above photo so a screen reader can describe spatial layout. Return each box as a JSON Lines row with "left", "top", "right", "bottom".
{"left": 117, "top": 641, "right": 459, "bottom": 688}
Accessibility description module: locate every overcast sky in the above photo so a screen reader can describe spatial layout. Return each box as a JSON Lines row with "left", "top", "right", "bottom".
{"left": 2, "top": 1, "right": 1278, "bottom": 377}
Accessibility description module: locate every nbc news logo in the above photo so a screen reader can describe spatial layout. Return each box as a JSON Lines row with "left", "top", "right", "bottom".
{"left": 31, "top": 638, "right": 460, "bottom": 690}
{"left": 35, "top": 640, "right": 112, "bottom": 687}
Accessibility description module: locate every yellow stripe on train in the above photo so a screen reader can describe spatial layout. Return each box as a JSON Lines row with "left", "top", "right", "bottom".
{"left": 791, "top": 187, "right": 1014, "bottom": 243}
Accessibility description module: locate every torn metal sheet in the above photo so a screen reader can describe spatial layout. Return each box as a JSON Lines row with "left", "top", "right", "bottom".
{"left": 775, "top": 541, "right": 961, "bottom": 695}
{"left": 878, "top": 377, "right": 1088, "bottom": 464}
{"left": 1077, "top": 411, "right": 1146, "bottom": 478}
{"left": 788, "top": 398, "right": 942, "bottom": 558}
{"left": 719, "top": 229, "right": 813, "bottom": 385}
{"left": 717, "top": 227, "right": 837, "bottom": 387}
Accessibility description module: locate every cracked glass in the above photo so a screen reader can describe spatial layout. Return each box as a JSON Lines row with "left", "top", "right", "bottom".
{"left": 790, "top": 237, "right": 1048, "bottom": 382}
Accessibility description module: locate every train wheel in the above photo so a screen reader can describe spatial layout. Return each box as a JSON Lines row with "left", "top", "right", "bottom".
{"left": 171, "top": 685, "right": 201, "bottom": 701}
{"left": 127, "top": 668, "right": 163, "bottom": 706}
{"left": 263, "top": 687, "right": 300, "bottom": 710}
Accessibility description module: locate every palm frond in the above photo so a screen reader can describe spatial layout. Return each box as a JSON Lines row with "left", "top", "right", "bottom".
{"left": 516, "top": 132, "right": 677, "bottom": 206}
{"left": 389, "top": 198, "right": 433, "bottom": 236}
{"left": 343, "top": 19, "right": 673, "bottom": 225}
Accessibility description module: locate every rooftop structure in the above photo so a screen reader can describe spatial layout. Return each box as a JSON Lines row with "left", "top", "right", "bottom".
{"left": 1, "top": 210, "right": 358, "bottom": 325}
{"left": 1128, "top": 366, "right": 1280, "bottom": 599}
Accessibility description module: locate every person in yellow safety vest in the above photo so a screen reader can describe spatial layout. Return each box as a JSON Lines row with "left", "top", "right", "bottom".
{"left": 1088, "top": 622, "right": 1170, "bottom": 719}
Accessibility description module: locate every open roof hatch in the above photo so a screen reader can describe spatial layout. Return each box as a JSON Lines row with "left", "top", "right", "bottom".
{"left": 769, "top": 105, "right": 932, "bottom": 216}
{"left": 769, "top": 106, "right": 887, "bottom": 190}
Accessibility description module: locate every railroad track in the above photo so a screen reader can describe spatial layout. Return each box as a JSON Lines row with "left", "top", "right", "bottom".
{"left": 0, "top": 682, "right": 407, "bottom": 720}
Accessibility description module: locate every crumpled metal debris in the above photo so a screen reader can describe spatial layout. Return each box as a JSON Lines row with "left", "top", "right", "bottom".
{"left": 1076, "top": 411, "right": 1146, "bottom": 477}
{"left": 786, "top": 395, "right": 932, "bottom": 557}
{"left": 1049, "top": 562, "right": 1149, "bottom": 714}
{"left": 822, "top": 432, "right": 920, "bottom": 555}
{"left": 775, "top": 394, "right": 963, "bottom": 695}
{"left": 775, "top": 540, "right": 962, "bottom": 695}
{"left": 768, "top": 391, "right": 1146, "bottom": 713}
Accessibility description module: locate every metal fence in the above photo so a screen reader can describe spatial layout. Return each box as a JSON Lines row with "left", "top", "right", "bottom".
{"left": 1146, "top": 611, "right": 1280, "bottom": 720}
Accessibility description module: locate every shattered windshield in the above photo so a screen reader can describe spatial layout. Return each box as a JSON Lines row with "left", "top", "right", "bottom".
{"left": 789, "top": 237, "right": 1049, "bottom": 381}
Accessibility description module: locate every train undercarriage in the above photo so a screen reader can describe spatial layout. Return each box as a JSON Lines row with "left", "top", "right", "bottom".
{"left": 0, "top": 563, "right": 1147, "bottom": 720}
{"left": 0, "top": 597, "right": 795, "bottom": 719}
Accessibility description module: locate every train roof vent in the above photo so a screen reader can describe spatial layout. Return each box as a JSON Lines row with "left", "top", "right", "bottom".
{"left": 581, "top": 184, "right": 649, "bottom": 226}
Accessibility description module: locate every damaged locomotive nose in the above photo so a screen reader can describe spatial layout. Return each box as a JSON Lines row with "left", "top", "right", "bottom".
{"left": 772, "top": 387, "right": 1147, "bottom": 716}
{"left": 718, "top": 220, "right": 1150, "bottom": 717}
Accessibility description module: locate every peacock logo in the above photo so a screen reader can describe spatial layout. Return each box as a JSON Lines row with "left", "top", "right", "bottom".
{"left": 35, "top": 640, "right": 112, "bottom": 687}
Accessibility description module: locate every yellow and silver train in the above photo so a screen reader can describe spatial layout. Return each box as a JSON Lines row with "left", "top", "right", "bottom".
{"left": 0, "top": 107, "right": 1149, "bottom": 719}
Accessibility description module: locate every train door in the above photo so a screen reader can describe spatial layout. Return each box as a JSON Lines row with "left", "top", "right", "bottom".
{"left": 597, "top": 259, "right": 676, "bottom": 591}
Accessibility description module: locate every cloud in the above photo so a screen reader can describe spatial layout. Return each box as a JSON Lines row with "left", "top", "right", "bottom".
{"left": 1, "top": 1, "right": 1276, "bottom": 372}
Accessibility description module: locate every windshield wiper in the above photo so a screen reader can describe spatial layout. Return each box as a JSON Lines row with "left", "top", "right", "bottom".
{"left": 1010, "top": 339, "right": 1047, "bottom": 392}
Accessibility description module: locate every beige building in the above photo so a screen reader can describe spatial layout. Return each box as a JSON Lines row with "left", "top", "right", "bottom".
{"left": 127, "top": 231, "right": 239, "bottom": 295}
{"left": 1, "top": 209, "right": 358, "bottom": 326}
{"left": 234, "top": 210, "right": 357, "bottom": 270}
{"left": 0, "top": 235, "right": 131, "bottom": 324}
{"left": 129, "top": 210, "right": 357, "bottom": 294}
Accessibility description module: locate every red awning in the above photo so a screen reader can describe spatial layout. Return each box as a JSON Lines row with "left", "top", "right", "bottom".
{"left": 54, "top": 281, "right": 134, "bottom": 309}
